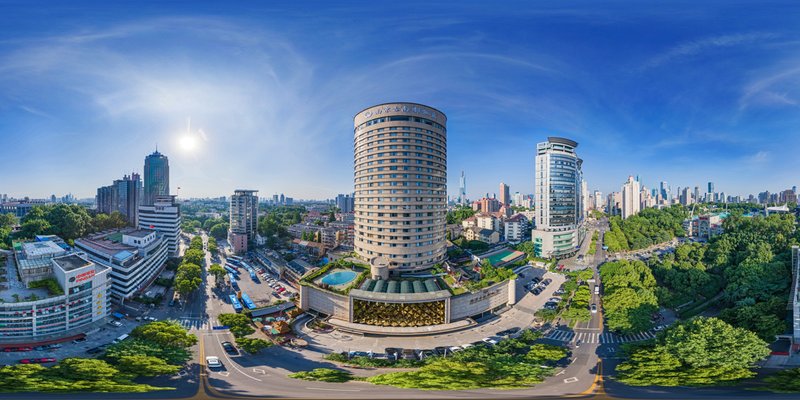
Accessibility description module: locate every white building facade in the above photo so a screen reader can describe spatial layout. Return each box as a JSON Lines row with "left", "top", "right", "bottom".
{"left": 138, "top": 195, "right": 181, "bottom": 257}
{"left": 621, "top": 175, "right": 641, "bottom": 219}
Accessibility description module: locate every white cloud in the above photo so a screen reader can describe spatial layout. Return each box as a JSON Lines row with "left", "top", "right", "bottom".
{"left": 641, "top": 32, "right": 778, "bottom": 70}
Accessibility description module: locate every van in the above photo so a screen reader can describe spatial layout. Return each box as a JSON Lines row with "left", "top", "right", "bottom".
{"left": 113, "top": 334, "right": 129, "bottom": 344}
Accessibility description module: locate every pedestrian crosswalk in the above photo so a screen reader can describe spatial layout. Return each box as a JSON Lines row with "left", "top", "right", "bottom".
{"left": 177, "top": 318, "right": 213, "bottom": 331}
{"left": 544, "top": 329, "right": 656, "bottom": 344}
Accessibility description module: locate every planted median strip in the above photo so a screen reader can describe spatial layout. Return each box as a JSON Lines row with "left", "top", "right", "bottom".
{"left": 291, "top": 330, "right": 569, "bottom": 390}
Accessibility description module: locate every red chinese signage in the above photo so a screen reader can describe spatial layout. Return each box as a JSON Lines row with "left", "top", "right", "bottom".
{"left": 74, "top": 269, "right": 96, "bottom": 283}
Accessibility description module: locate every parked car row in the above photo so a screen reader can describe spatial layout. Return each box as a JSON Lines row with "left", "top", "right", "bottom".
{"left": 344, "top": 327, "right": 525, "bottom": 361}
{"left": 527, "top": 276, "right": 553, "bottom": 296}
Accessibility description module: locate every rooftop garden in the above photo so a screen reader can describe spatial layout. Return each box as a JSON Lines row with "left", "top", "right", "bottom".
{"left": 299, "top": 258, "right": 369, "bottom": 296}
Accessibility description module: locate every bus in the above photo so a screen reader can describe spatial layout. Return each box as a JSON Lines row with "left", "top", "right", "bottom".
{"left": 224, "top": 265, "right": 239, "bottom": 275}
{"left": 228, "top": 273, "right": 240, "bottom": 290}
{"left": 228, "top": 255, "right": 242, "bottom": 262}
{"left": 249, "top": 270, "right": 257, "bottom": 281}
{"left": 240, "top": 292, "right": 256, "bottom": 310}
{"left": 228, "top": 294, "right": 243, "bottom": 312}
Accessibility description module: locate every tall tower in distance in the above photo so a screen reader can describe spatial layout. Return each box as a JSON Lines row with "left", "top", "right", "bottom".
{"left": 353, "top": 102, "right": 447, "bottom": 272}
{"left": 143, "top": 150, "right": 170, "bottom": 205}
{"left": 621, "top": 175, "right": 641, "bottom": 219}
{"left": 459, "top": 171, "right": 467, "bottom": 205}
{"left": 532, "top": 137, "right": 584, "bottom": 259}
{"left": 499, "top": 182, "right": 510, "bottom": 207}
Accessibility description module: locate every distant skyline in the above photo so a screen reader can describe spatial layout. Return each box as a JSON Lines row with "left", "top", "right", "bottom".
{"left": 1, "top": 1, "right": 799, "bottom": 200}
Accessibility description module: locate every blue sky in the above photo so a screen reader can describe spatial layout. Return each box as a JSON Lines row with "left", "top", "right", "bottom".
{"left": 1, "top": 1, "right": 799, "bottom": 200}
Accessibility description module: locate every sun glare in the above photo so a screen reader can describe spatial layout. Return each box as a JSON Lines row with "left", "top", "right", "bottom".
{"left": 179, "top": 135, "right": 198, "bottom": 153}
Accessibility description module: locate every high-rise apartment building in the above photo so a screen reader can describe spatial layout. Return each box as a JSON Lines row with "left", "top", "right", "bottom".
{"left": 353, "top": 102, "right": 447, "bottom": 271}
{"left": 336, "top": 193, "right": 355, "bottom": 213}
{"left": 532, "top": 137, "right": 584, "bottom": 258}
{"left": 659, "top": 181, "right": 669, "bottom": 202}
{"left": 143, "top": 150, "right": 169, "bottom": 206}
{"left": 592, "top": 190, "right": 603, "bottom": 210}
{"left": 458, "top": 171, "right": 467, "bottom": 205}
{"left": 621, "top": 175, "right": 641, "bottom": 219}
{"left": 499, "top": 182, "right": 510, "bottom": 207}
{"left": 229, "top": 190, "right": 259, "bottom": 254}
{"left": 138, "top": 195, "right": 182, "bottom": 257}
{"left": 96, "top": 173, "right": 141, "bottom": 225}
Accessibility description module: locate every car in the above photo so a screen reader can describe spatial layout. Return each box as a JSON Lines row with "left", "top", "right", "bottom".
{"left": 221, "top": 341, "right": 239, "bottom": 356}
{"left": 401, "top": 348, "right": 418, "bottom": 360}
{"left": 590, "top": 303, "right": 598, "bottom": 313}
{"left": 481, "top": 337, "right": 499, "bottom": 346}
{"left": 19, "top": 357, "right": 57, "bottom": 364}
{"left": 544, "top": 302, "right": 558, "bottom": 310}
{"left": 496, "top": 327, "right": 521, "bottom": 337}
{"left": 532, "top": 277, "right": 542, "bottom": 284}
{"left": 542, "top": 278, "right": 553, "bottom": 285}
{"left": 448, "top": 346, "right": 463, "bottom": 354}
{"left": 653, "top": 325, "right": 666, "bottom": 331}
{"left": 548, "top": 297, "right": 562, "bottom": 303}
{"left": 460, "top": 343, "right": 474, "bottom": 350}
{"left": 433, "top": 346, "right": 449, "bottom": 357}
{"left": 108, "top": 320, "right": 122, "bottom": 327}
{"left": 144, "top": 316, "right": 157, "bottom": 322}
{"left": 71, "top": 337, "right": 87, "bottom": 344}
{"left": 385, "top": 347, "right": 402, "bottom": 360}
{"left": 86, "top": 346, "right": 107, "bottom": 354}
{"left": 205, "top": 356, "right": 223, "bottom": 368}
{"left": 532, "top": 287, "right": 543, "bottom": 295}
{"left": 575, "top": 340, "right": 582, "bottom": 348}
{"left": 419, "top": 349, "right": 435, "bottom": 359}
{"left": 44, "top": 343, "right": 62, "bottom": 349}
{"left": 3, "top": 347, "right": 32, "bottom": 352}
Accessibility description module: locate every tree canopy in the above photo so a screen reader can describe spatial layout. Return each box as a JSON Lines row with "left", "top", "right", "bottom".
{"left": 615, "top": 317, "right": 769, "bottom": 386}
{"left": 600, "top": 259, "right": 658, "bottom": 334}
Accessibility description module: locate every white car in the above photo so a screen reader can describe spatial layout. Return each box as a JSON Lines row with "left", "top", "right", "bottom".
{"left": 481, "top": 337, "right": 499, "bottom": 346}
{"left": 548, "top": 297, "right": 562, "bottom": 303}
{"left": 460, "top": 343, "right": 474, "bottom": 350}
{"left": 206, "top": 356, "right": 222, "bottom": 368}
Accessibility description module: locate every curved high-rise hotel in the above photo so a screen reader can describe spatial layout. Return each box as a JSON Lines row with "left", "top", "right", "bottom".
{"left": 353, "top": 103, "right": 447, "bottom": 272}
{"left": 532, "top": 137, "right": 585, "bottom": 259}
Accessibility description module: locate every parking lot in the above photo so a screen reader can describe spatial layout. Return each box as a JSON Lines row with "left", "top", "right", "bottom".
{"left": 218, "top": 253, "right": 297, "bottom": 311}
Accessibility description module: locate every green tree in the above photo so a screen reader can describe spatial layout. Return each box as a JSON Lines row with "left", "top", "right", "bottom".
{"left": 525, "top": 344, "right": 567, "bottom": 363}
{"left": 56, "top": 358, "right": 120, "bottom": 381}
{"left": 208, "top": 264, "right": 226, "bottom": 287}
{"left": 218, "top": 313, "right": 255, "bottom": 337}
{"left": 183, "top": 248, "right": 205, "bottom": 265}
{"left": 616, "top": 317, "right": 769, "bottom": 386}
{"left": 18, "top": 218, "right": 51, "bottom": 238}
{"left": 763, "top": 368, "right": 800, "bottom": 393}
{"left": 115, "top": 355, "right": 181, "bottom": 377}
{"left": 289, "top": 368, "right": 353, "bottom": 383}
{"left": 174, "top": 263, "right": 202, "bottom": 297}
{"left": 207, "top": 236, "right": 218, "bottom": 254}
{"left": 235, "top": 337, "right": 272, "bottom": 354}
{"left": 209, "top": 223, "right": 228, "bottom": 240}
{"left": 130, "top": 320, "right": 197, "bottom": 348}
{"left": 104, "top": 338, "right": 192, "bottom": 365}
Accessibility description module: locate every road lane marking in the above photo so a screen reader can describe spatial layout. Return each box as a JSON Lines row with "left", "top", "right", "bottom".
{"left": 306, "top": 387, "right": 362, "bottom": 392}
{"left": 564, "top": 377, "right": 579, "bottom": 383}
{"left": 253, "top": 368, "right": 266, "bottom": 374}
{"left": 213, "top": 336, "right": 262, "bottom": 382}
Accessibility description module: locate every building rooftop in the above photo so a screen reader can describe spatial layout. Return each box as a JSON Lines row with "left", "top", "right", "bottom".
{"left": 125, "top": 229, "right": 155, "bottom": 238}
{"left": 52, "top": 254, "right": 93, "bottom": 272}
{"left": 21, "top": 241, "right": 65, "bottom": 258}
{"left": 76, "top": 229, "right": 139, "bottom": 256}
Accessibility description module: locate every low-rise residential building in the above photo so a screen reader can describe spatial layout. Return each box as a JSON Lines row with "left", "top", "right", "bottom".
{"left": 464, "top": 226, "right": 500, "bottom": 244}
{"left": 229, "top": 232, "right": 248, "bottom": 254}
{"left": 504, "top": 214, "right": 528, "bottom": 243}
{"left": 291, "top": 239, "right": 326, "bottom": 258}
{"left": 75, "top": 228, "right": 168, "bottom": 302}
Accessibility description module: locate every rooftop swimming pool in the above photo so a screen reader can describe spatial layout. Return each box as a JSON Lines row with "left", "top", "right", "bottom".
{"left": 320, "top": 270, "right": 358, "bottom": 286}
